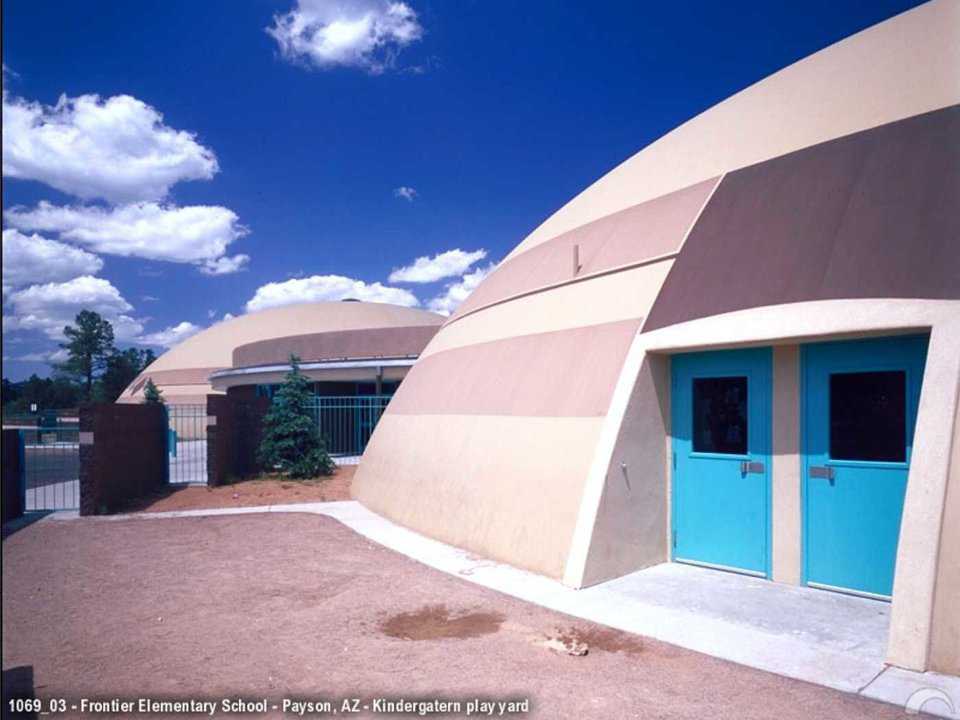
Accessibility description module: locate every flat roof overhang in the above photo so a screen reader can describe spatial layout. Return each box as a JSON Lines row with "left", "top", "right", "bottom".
{"left": 209, "top": 356, "right": 418, "bottom": 390}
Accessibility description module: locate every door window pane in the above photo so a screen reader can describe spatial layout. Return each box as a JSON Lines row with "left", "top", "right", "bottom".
{"left": 829, "top": 371, "right": 906, "bottom": 462}
{"left": 692, "top": 377, "right": 748, "bottom": 454}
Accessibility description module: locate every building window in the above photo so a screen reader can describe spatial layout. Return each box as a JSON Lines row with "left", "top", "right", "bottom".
{"left": 829, "top": 371, "right": 906, "bottom": 462}
{"left": 255, "top": 384, "right": 277, "bottom": 399}
{"left": 692, "top": 376, "right": 748, "bottom": 455}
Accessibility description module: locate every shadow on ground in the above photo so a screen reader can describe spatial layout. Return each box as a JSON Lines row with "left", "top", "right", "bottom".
{"left": 2, "top": 513, "right": 52, "bottom": 541}
{"left": 2, "top": 666, "right": 36, "bottom": 720}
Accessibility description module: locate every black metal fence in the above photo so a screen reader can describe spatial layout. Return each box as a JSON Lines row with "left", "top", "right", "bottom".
{"left": 309, "top": 395, "right": 391, "bottom": 457}
{"left": 20, "top": 428, "right": 80, "bottom": 511}
{"left": 166, "top": 405, "right": 208, "bottom": 484}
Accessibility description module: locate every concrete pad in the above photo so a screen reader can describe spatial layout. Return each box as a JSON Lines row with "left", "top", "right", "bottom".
{"left": 26, "top": 479, "right": 79, "bottom": 511}
{"left": 168, "top": 439, "right": 207, "bottom": 485}
{"left": 302, "top": 503, "right": 890, "bottom": 691}
{"left": 862, "top": 667, "right": 960, "bottom": 719}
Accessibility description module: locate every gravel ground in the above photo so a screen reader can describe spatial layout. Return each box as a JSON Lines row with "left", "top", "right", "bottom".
{"left": 119, "top": 467, "right": 355, "bottom": 513}
{"left": 1, "top": 513, "right": 910, "bottom": 719}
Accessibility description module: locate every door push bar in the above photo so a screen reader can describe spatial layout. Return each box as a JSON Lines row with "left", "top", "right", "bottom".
{"left": 740, "top": 461, "right": 765, "bottom": 474}
{"left": 809, "top": 465, "right": 836, "bottom": 481}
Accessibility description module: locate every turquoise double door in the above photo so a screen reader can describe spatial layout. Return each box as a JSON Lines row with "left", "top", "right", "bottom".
{"left": 672, "top": 336, "right": 927, "bottom": 597}
{"left": 801, "top": 335, "right": 928, "bottom": 598}
{"left": 672, "top": 347, "right": 772, "bottom": 576}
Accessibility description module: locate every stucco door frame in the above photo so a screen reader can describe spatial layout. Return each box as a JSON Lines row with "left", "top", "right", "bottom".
{"left": 564, "top": 298, "right": 960, "bottom": 672}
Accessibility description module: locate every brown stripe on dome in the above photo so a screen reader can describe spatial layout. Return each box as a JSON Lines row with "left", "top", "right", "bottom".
{"left": 451, "top": 177, "right": 718, "bottom": 320}
{"left": 232, "top": 325, "right": 440, "bottom": 368}
{"left": 386, "top": 318, "right": 641, "bottom": 417}
{"left": 644, "top": 105, "right": 960, "bottom": 332}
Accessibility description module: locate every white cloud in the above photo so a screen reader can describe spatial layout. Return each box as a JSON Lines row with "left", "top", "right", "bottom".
{"left": 3, "top": 275, "right": 143, "bottom": 341}
{"left": 2, "top": 91, "right": 218, "bottom": 203}
{"left": 267, "top": 0, "right": 423, "bottom": 74}
{"left": 389, "top": 248, "right": 486, "bottom": 284}
{"left": 135, "top": 321, "right": 202, "bottom": 348}
{"left": 199, "top": 253, "right": 250, "bottom": 276}
{"left": 393, "top": 185, "right": 417, "bottom": 201}
{"left": 141, "top": 295, "right": 160, "bottom": 302}
{"left": 426, "top": 262, "right": 495, "bottom": 316}
{"left": 15, "top": 348, "right": 69, "bottom": 364}
{"left": 2, "top": 228, "right": 104, "bottom": 288}
{"left": 5, "top": 201, "right": 248, "bottom": 268}
{"left": 246, "top": 274, "right": 418, "bottom": 312}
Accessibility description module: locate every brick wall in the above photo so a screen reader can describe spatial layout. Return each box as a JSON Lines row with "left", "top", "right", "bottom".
{"left": 234, "top": 397, "right": 270, "bottom": 477}
{"left": 206, "top": 395, "right": 233, "bottom": 487}
{"left": 2, "top": 429, "right": 24, "bottom": 523}
{"left": 207, "top": 391, "right": 270, "bottom": 484}
{"left": 79, "top": 404, "right": 166, "bottom": 515}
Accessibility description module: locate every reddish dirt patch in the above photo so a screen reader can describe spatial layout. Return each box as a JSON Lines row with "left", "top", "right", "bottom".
{"left": 551, "top": 625, "right": 645, "bottom": 655}
{"left": 121, "top": 465, "right": 355, "bottom": 512}
{"left": 2, "top": 513, "right": 910, "bottom": 719}
{"left": 381, "top": 604, "right": 505, "bottom": 640}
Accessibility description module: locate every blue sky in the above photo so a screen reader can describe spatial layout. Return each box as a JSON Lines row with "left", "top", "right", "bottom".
{"left": 2, "top": 0, "right": 923, "bottom": 380}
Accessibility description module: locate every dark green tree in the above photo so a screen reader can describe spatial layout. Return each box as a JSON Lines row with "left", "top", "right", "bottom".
{"left": 256, "top": 355, "right": 334, "bottom": 479}
{"left": 2, "top": 378, "right": 19, "bottom": 407}
{"left": 142, "top": 378, "right": 165, "bottom": 405}
{"left": 57, "top": 310, "right": 115, "bottom": 400}
{"left": 2, "top": 374, "right": 82, "bottom": 414}
{"left": 98, "top": 347, "right": 156, "bottom": 402}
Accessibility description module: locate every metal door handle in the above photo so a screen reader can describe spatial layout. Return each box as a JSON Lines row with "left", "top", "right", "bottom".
{"left": 740, "top": 461, "right": 764, "bottom": 474}
{"left": 809, "top": 466, "right": 835, "bottom": 481}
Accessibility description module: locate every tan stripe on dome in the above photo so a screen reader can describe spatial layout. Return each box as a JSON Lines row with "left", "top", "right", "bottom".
{"left": 452, "top": 177, "right": 717, "bottom": 320}
{"left": 421, "top": 260, "right": 671, "bottom": 359}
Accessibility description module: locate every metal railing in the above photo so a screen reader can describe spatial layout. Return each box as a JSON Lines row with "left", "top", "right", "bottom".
{"left": 308, "top": 395, "right": 391, "bottom": 457}
{"left": 20, "top": 428, "right": 80, "bottom": 511}
{"left": 166, "top": 405, "right": 207, "bottom": 485}
{"left": 3, "top": 412, "right": 79, "bottom": 429}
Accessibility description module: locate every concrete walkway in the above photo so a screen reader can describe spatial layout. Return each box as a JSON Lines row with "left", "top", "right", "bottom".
{"left": 25, "top": 479, "right": 79, "bottom": 511}
{"left": 45, "top": 500, "right": 960, "bottom": 719}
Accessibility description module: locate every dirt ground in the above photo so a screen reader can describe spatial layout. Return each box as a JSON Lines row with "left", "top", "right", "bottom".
{"left": 121, "top": 466, "right": 355, "bottom": 513}
{"left": 1, "top": 512, "right": 910, "bottom": 719}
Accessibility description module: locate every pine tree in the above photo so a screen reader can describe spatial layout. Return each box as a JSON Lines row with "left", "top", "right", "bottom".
{"left": 57, "top": 310, "right": 115, "bottom": 401}
{"left": 101, "top": 348, "right": 157, "bottom": 402}
{"left": 256, "top": 355, "right": 334, "bottom": 479}
{"left": 142, "top": 378, "right": 165, "bottom": 405}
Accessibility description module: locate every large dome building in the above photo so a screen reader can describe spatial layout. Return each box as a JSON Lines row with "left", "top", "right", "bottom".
{"left": 354, "top": 0, "right": 960, "bottom": 678}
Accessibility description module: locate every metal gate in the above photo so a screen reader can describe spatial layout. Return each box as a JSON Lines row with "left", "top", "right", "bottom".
{"left": 166, "top": 405, "right": 208, "bottom": 485}
{"left": 309, "top": 396, "right": 391, "bottom": 457}
{"left": 20, "top": 427, "right": 80, "bottom": 511}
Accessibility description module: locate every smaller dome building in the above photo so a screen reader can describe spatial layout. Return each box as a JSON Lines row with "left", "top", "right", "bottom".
{"left": 118, "top": 301, "right": 444, "bottom": 405}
